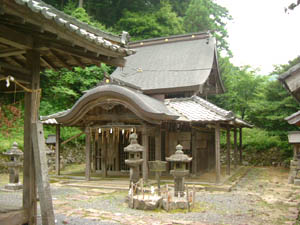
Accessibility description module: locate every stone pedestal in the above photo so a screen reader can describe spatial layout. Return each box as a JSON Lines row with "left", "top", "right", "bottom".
{"left": 288, "top": 159, "right": 300, "bottom": 184}
{"left": 287, "top": 132, "right": 300, "bottom": 185}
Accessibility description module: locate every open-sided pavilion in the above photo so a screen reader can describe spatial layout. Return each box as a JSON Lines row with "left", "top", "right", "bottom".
{"left": 0, "top": 0, "right": 134, "bottom": 224}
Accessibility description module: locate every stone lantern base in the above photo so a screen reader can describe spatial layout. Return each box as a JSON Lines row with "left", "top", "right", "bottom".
{"left": 5, "top": 182, "right": 23, "bottom": 190}
{"left": 288, "top": 159, "right": 300, "bottom": 185}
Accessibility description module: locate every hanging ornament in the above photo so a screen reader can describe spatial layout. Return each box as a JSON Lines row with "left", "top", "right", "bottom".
{"left": 98, "top": 128, "right": 101, "bottom": 134}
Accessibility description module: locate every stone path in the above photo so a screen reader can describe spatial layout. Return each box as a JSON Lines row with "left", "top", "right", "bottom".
{"left": 1, "top": 167, "right": 300, "bottom": 225}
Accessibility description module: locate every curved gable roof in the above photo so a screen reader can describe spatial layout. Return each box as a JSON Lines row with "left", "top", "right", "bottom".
{"left": 41, "top": 84, "right": 178, "bottom": 126}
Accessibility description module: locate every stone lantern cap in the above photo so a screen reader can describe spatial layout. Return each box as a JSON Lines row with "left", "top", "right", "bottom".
{"left": 124, "top": 133, "right": 144, "bottom": 153}
{"left": 288, "top": 131, "right": 300, "bottom": 144}
{"left": 3, "top": 142, "right": 23, "bottom": 156}
{"left": 166, "top": 144, "right": 192, "bottom": 163}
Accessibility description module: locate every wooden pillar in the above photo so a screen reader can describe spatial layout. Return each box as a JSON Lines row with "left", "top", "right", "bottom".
{"left": 23, "top": 91, "right": 37, "bottom": 225}
{"left": 55, "top": 124, "right": 61, "bottom": 176}
{"left": 102, "top": 134, "right": 107, "bottom": 178}
{"left": 191, "top": 129, "right": 197, "bottom": 175}
{"left": 234, "top": 127, "right": 238, "bottom": 169}
{"left": 85, "top": 129, "right": 91, "bottom": 181}
{"left": 155, "top": 128, "right": 161, "bottom": 160}
{"left": 215, "top": 123, "right": 221, "bottom": 183}
{"left": 239, "top": 128, "right": 243, "bottom": 164}
{"left": 25, "top": 50, "right": 55, "bottom": 225}
{"left": 142, "top": 127, "right": 149, "bottom": 181}
{"left": 226, "top": 126, "right": 231, "bottom": 175}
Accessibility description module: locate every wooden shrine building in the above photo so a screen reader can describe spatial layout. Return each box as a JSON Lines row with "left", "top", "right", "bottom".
{"left": 42, "top": 32, "right": 252, "bottom": 184}
{"left": 0, "top": 0, "right": 134, "bottom": 224}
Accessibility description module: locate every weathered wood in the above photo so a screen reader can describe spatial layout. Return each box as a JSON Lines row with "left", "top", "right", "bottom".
{"left": 226, "top": 126, "right": 231, "bottom": 175}
{"left": 0, "top": 208, "right": 28, "bottom": 225}
{"left": 55, "top": 124, "right": 60, "bottom": 176}
{"left": 61, "top": 131, "right": 84, "bottom": 145}
{"left": 102, "top": 135, "right": 107, "bottom": 177}
{"left": 215, "top": 123, "right": 221, "bottom": 183}
{"left": 234, "top": 128, "right": 238, "bottom": 169}
{"left": 31, "top": 122, "right": 55, "bottom": 225}
{"left": 85, "top": 129, "right": 91, "bottom": 181}
{"left": 0, "top": 61, "right": 30, "bottom": 74}
{"left": 142, "top": 127, "right": 149, "bottom": 181}
{"left": 191, "top": 129, "right": 197, "bottom": 175}
{"left": 239, "top": 128, "right": 242, "bottom": 164}
{"left": 0, "top": 48, "right": 25, "bottom": 57}
{"left": 155, "top": 128, "right": 161, "bottom": 160}
{"left": 23, "top": 49, "right": 38, "bottom": 225}
{"left": 0, "top": 24, "right": 33, "bottom": 49}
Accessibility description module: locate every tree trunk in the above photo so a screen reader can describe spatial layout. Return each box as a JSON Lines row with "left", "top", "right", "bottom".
{"left": 78, "top": 0, "right": 84, "bottom": 8}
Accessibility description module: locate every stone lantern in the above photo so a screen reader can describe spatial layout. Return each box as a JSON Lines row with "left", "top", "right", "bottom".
{"left": 3, "top": 142, "right": 23, "bottom": 190}
{"left": 166, "top": 144, "right": 192, "bottom": 197}
{"left": 288, "top": 131, "right": 300, "bottom": 185}
{"left": 125, "top": 133, "right": 144, "bottom": 184}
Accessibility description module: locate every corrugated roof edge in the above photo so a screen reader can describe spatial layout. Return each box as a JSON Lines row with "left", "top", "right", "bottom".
{"left": 14, "top": 0, "right": 131, "bottom": 46}
{"left": 129, "top": 31, "right": 212, "bottom": 48}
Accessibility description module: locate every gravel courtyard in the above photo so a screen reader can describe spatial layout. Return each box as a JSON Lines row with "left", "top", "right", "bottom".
{"left": 1, "top": 167, "right": 300, "bottom": 225}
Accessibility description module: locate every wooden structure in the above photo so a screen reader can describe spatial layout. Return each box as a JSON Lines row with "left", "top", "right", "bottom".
{"left": 0, "top": 0, "right": 134, "bottom": 224}
{"left": 42, "top": 33, "right": 252, "bottom": 185}
{"left": 279, "top": 63, "right": 300, "bottom": 184}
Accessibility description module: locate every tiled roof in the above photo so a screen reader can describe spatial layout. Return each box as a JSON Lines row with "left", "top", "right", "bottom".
{"left": 165, "top": 96, "right": 234, "bottom": 122}
{"left": 111, "top": 32, "right": 222, "bottom": 93}
{"left": 14, "top": 0, "right": 134, "bottom": 56}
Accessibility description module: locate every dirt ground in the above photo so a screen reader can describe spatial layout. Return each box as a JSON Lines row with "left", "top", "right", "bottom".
{"left": 1, "top": 167, "right": 300, "bottom": 225}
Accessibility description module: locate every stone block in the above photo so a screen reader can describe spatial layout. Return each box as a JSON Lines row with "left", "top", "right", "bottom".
{"left": 294, "top": 179, "right": 300, "bottom": 186}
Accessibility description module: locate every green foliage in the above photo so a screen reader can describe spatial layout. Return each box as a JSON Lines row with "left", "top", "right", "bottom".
{"left": 116, "top": 1, "right": 184, "bottom": 40}
{"left": 184, "top": 0, "right": 232, "bottom": 55}
{"left": 40, "top": 65, "right": 109, "bottom": 115}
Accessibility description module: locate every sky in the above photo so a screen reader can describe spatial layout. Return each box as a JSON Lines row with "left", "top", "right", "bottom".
{"left": 216, "top": 0, "right": 300, "bottom": 75}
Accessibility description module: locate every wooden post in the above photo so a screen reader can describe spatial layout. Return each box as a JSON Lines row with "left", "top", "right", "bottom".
{"left": 55, "top": 124, "right": 60, "bottom": 176}
{"left": 23, "top": 91, "right": 37, "bottom": 225}
{"left": 32, "top": 122, "right": 55, "bottom": 225}
{"left": 215, "top": 123, "right": 221, "bottom": 183}
{"left": 142, "top": 127, "right": 149, "bottom": 181}
{"left": 24, "top": 49, "right": 55, "bottom": 225}
{"left": 85, "top": 129, "right": 91, "bottom": 181}
{"left": 226, "top": 126, "right": 231, "bottom": 175}
{"left": 239, "top": 128, "right": 243, "bottom": 164}
{"left": 191, "top": 129, "right": 197, "bottom": 175}
{"left": 155, "top": 127, "right": 161, "bottom": 160}
{"left": 102, "top": 133, "right": 107, "bottom": 178}
{"left": 234, "top": 127, "right": 238, "bottom": 169}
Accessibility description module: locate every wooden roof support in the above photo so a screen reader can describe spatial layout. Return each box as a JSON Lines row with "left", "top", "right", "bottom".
{"left": 234, "top": 128, "right": 238, "bottom": 169}
{"left": 0, "top": 48, "right": 25, "bottom": 57}
{"left": 40, "top": 56, "right": 54, "bottom": 70}
{"left": 0, "top": 24, "right": 33, "bottom": 49}
{"left": 226, "top": 126, "right": 231, "bottom": 175}
{"left": 191, "top": 128, "right": 197, "bottom": 175}
{"left": 55, "top": 124, "right": 61, "bottom": 176}
{"left": 142, "top": 126, "right": 149, "bottom": 182}
{"left": 85, "top": 128, "right": 91, "bottom": 181}
{"left": 215, "top": 123, "right": 221, "bottom": 184}
{"left": 0, "top": 61, "right": 30, "bottom": 74}
{"left": 50, "top": 50, "right": 72, "bottom": 70}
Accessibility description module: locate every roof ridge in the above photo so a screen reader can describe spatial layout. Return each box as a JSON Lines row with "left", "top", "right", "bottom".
{"left": 191, "top": 95, "right": 234, "bottom": 119}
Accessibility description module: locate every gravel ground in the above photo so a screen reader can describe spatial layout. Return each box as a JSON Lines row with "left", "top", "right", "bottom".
{"left": 1, "top": 167, "right": 299, "bottom": 225}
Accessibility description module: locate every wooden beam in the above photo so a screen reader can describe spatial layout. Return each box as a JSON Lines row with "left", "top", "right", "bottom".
{"left": 0, "top": 24, "right": 33, "bottom": 49}
{"left": 55, "top": 124, "right": 61, "bottom": 176}
{"left": 226, "top": 126, "right": 231, "bottom": 175}
{"left": 215, "top": 123, "right": 221, "bottom": 183}
{"left": 71, "top": 55, "right": 84, "bottom": 68}
{"left": 85, "top": 129, "right": 91, "bottom": 181}
{"left": 50, "top": 50, "right": 72, "bottom": 70}
{"left": 85, "top": 114, "right": 139, "bottom": 121}
{"left": 234, "top": 128, "right": 238, "bottom": 169}
{"left": 0, "top": 61, "right": 30, "bottom": 74}
{"left": 142, "top": 127, "right": 149, "bottom": 181}
{"left": 61, "top": 131, "right": 84, "bottom": 145}
{"left": 40, "top": 56, "right": 54, "bottom": 70}
{"left": 50, "top": 44, "right": 126, "bottom": 67}
{"left": 101, "top": 133, "right": 107, "bottom": 178}
{"left": 31, "top": 122, "right": 55, "bottom": 225}
{"left": 0, "top": 48, "right": 25, "bottom": 57}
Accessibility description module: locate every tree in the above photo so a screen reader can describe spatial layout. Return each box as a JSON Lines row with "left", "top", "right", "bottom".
{"left": 184, "top": 0, "right": 232, "bottom": 56}
{"left": 116, "top": 1, "right": 184, "bottom": 40}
